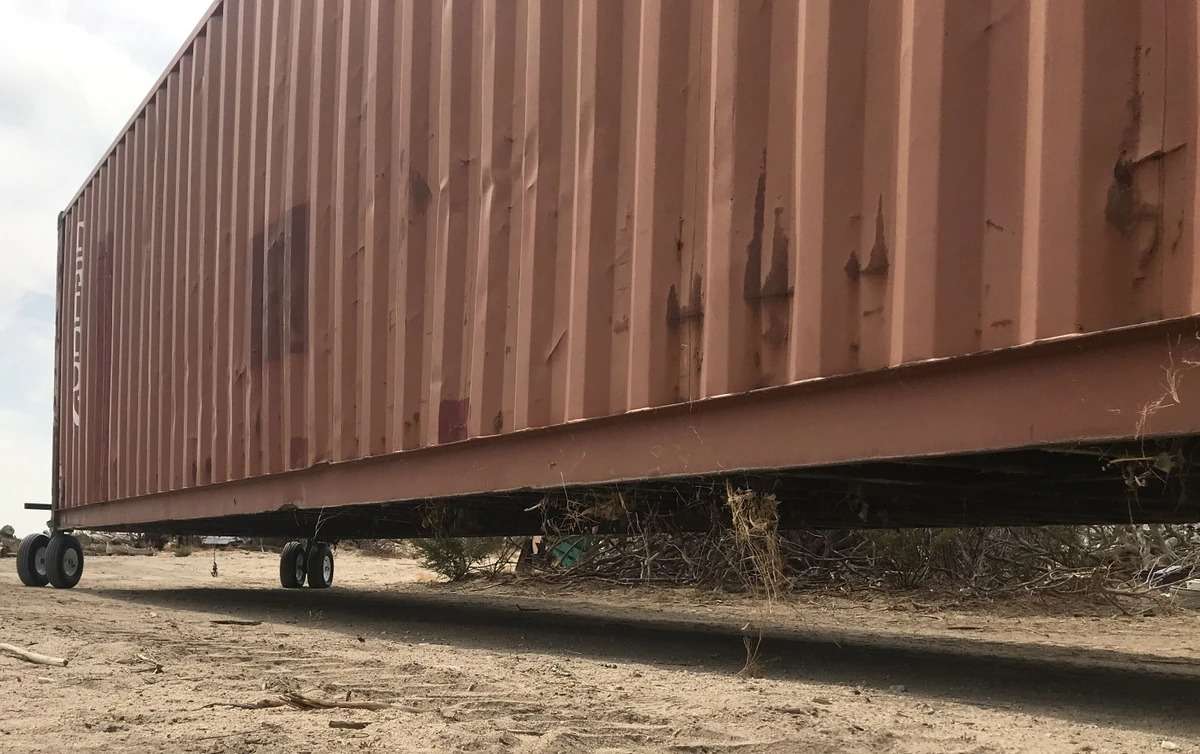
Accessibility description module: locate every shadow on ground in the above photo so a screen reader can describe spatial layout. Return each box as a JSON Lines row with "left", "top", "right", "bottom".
{"left": 94, "top": 584, "right": 1200, "bottom": 737}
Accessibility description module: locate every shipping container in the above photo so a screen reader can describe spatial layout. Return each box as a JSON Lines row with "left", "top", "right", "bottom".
{"left": 21, "top": 0, "right": 1200, "bottom": 589}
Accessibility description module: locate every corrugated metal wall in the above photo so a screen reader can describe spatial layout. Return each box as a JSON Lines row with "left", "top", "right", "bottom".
{"left": 58, "top": 0, "right": 1200, "bottom": 512}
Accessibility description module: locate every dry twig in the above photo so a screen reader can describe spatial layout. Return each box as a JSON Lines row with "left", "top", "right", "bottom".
{"left": 0, "top": 643, "right": 67, "bottom": 667}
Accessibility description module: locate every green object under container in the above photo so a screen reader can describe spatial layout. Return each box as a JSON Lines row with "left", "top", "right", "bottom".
{"left": 550, "top": 537, "right": 593, "bottom": 568}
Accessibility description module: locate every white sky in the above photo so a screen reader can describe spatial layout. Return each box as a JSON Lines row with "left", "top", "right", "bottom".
{"left": 0, "top": 0, "right": 212, "bottom": 535}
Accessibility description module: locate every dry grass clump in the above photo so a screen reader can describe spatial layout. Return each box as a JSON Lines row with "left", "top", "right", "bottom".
{"left": 725, "top": 483, "right": 786, "bottom": 601}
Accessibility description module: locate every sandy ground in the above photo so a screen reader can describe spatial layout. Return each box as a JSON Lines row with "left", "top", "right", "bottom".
{"left": 1, "top": 550, "right": 1199, "bottom": 753}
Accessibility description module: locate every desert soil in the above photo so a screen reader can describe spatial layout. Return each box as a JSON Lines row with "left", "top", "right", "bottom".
{"left": 0, "top": 549, "right": 1198, "bottom": 753}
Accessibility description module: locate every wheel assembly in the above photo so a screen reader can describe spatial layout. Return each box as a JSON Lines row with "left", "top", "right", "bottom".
{"left": 16, "top": 533, "right": 50, "bottom": 587}
{"left": 279, "top": 541, "right": 307, "bottom": 588}
{"left": 44, "top": 533, "right": 84, "bottom": 589}
{"left": 305, "top": 542, "right": 334, "bottom": 589}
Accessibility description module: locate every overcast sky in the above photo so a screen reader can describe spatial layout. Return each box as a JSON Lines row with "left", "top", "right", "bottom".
{"left": 1, "top": 0, "right": 211, "bottom": 535}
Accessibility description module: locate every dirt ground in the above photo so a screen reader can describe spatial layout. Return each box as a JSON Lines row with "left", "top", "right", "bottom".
{"left": 1, "top": 550, "right": 1198, "bottom": 753}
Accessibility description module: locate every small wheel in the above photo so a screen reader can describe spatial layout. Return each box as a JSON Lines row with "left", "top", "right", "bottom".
{"left": 306, "top": 543, "right": 334, "bottom": 589}
{"left": 279, "top": 541, "right": 307, "bottom": 588}
{"left": 45, "top": 534, "right": 84, "bottom": 589}
{"left": 16, "top": 533, "right": 50, "bottom": 587}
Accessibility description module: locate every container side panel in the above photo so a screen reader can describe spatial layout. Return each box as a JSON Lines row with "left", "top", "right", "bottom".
{"left": 159, "top": 73, "right": 180, "bottom": 492}
{"left": 466, "top": 0, "right": 518, "bottom": 439}
{"left": 606, "top": 0, "right": 639, "bottom": 415}
{"left": 1019, "top": 1, "right": 1084, "bottom": 341}
{"left": 1079, "top": 2, "right": 1155, "bottom": 332}
{"left": 54, "top": 0, "right": 1200, "bottom": 524}
{"left": 332, "top": 0, "right": 366, "bottom": 461}
{"left": 626, "top": 0, "right": 689, "bottom": 410}
{"left": 512, "top": 0, "right": 568, "bottom": 430}
{"left": 392, "top": 0, "right": 432, "bottom": 451}
{"left": 73, "top": 195, "right": 84, "bottom": 508}
{"left": 853, "top": 0, "right": 901, "bottom": 372}
{"left": 145, "top": 93, "right": 166, "bottom": 494}
{"left": 86, "top": 165, "right": 106, "bottom": 507}
{"left": 127, "top": 118, "right": 146, "bottom": 499}
{"left": 102, "top": 152, "right": 118, "bottom": 504}
{"left": 197, "top": 17, "right": 224, "bottom": 486}
{"left": 357, "top": 0, "right": 394, "bottom": 457}
{"left": 184, "top": 38, "right": 209, "bottom": 489}
{"left": 702, "top": 0, "right": 774, "bottom": 396}
{"left": 211, "top": 7, "right": 239, "bottom": 483}
{"left": 676, "top": 1, "right": 713, "bottom": 402}
{"left": 307, "top": 0, "right": 338, "bottom": 466}
{"left": 978, "top": 0, "right": 1030, "bottom": 352}
{"left": 136, "top": 102, "right": 158, "bottom": 496}
{"left": 169, "top": 56, "right": 193, "bottom": 492}
{"left": 58, "top": 206, "right": 74, "bottom": 508}
{"left": 754, "top": 0, "right": 799, "bottom": 389}
{"left": 262, "top": 1, "right": 293, "bottom": 475}
{"left": 426, "top": 0, "right": 476, "bottom": 446}
{"left": 228, "top": 0, "right": 256, "bottom": 480}
{"left": 790, "top": 0, "right": 860, "bottom": 380}
{"left": 564, "top": 0, "right": 624, "bottom": 421}
{"left": 245, "top": 0, "right": 274, "bottom": 477}
{"left": 115, "top": 134, "right": 133, "bottom": 501}
{"left": 52, "top": 211, "right": 67, "bottom": 515}
{"left": 283, "top": 0, "right": 314, "bottom": 470}
{"left": 1163, "top": 0, "right": 1199, "bottom": 316}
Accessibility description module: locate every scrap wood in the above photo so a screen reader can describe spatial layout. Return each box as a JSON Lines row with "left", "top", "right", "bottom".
{"left": 211, "top": 619, "right": 262, "bottom": 626}
{"left": 116, "top": 654, "right": 164, "bottom": 673}
{"left": 0, "top": 643, "right": 67, "bottom": 667}
{"left": 329, "top": 720, "right": 370, "bottom": 730}
{"left": 135, "top": 654, "right": 164, "bottom": 673}
{"left": 202, "top": 692, "right": 391, "bottom": 712}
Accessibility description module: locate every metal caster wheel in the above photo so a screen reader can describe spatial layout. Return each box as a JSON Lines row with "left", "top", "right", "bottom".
{"left": 306, "top": 543, "right": 334, "bottom": 589}
{"left": 16, "top": 533, "right": 50, "bottom": 587}
{"left": 279, "top": 541, "right": 307, "bottom": 588}
{"left": 45, "top": 534, "right": 84, "bottom": 589}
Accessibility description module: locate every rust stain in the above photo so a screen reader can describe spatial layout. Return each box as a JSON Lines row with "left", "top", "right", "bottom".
{"left": 848, "top": 197, "right": 890, "bottom": 279}
{"left": 762, "top": 208, "right": 791, "bottom": 299}
{"left": 410, "top": 171, "right": 433, "bottom": 212}
{"left": 1105, "top": 159, "right": 1140, "bottom": 235}
{"left": 252, "top": 204, "right": 310, "bottom": 363}
{"left": 1118, "top": 46, "right": 1143, "bottom": 159}
{"left": 667, "top": 275, "right": 704, "bottom": 326}
{"left": 743, "top": 155, "right": 768, "bottom": 302}
{"left": 289, "top": 437, "right": 308, "bottom": 469}
{"left": 845, "top": 250, "right": 862, "bottom": 280}
{"left": 862, "top": 196, "right": 890, "bottom": 276}
{"left": 438, "top": 399, "right": 469, "bottom": 444}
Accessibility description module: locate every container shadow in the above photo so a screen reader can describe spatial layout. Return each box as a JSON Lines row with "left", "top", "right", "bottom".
{"left": 96, "top": 584, "right": 1200, "bottom": 737}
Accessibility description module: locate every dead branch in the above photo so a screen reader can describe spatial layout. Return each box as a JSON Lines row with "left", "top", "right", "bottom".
{"left": 201, "top": 692, "right": 391, "bottom": 712}
{"left": 0, "top": 643, "right": 67, "bottom": 667}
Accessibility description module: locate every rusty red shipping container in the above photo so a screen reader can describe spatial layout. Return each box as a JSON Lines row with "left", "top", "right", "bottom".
{"left": 51, "top": 0, "right": 1200, "bottom": 533}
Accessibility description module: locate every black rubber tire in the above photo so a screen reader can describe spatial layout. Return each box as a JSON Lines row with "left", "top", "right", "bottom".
{"left": 279, "top": 541, "right": 307, "bottom": 588}
{"left": 45, "top": 534, "right": 84, "bottom": 589}
{"left": 306, "top": 542, "right": 334, "bottom": 589}
{"left": 16, "top": 533, "right": 50, "bottom": 587}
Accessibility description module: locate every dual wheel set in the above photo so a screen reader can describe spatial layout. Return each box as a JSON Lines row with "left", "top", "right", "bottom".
{"left": 14, "top": 533, "right": 333, "bottom": 590}
{"left": 15, "top": 532, "right": 84, "bottom": 589}
{"left": 279, "top": 540, "right": 335, "bottom": 589}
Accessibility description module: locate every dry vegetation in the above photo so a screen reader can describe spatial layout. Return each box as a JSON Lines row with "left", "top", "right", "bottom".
{"left": 404, "top": 487, "right": 1200, "bottom": 617}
